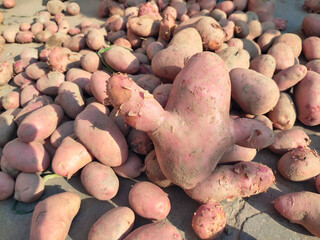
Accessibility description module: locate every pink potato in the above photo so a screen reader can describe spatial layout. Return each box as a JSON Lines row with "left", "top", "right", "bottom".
{"left": 215, "top": 1, "right": 235, "bottom": 16}
{"left": 192, "top": 201, "right": 226, "bottom": 240}
{"left": 20, "top": 83, "right": 42, "bottom": 108}
{"left": 17, "top": 104, "right": 64, "bottom": 142}
{"left": 25, "top": 61, "right": 49, "bottom": 80}
{"left": 31, "top": 22, "right": 44, "bottom": 35}
{"left": 278, "top": 147, "right": 320, "bottom": 181}
{"left": 274, "top": 191, "right": 320, "bottom": 237}
{"left": 107, "top": 52, "right": 274, "bottom": 189}
{"left": 217, "top": 47, "right": 250, "bottom": 71}
{"left": 52, "top": 136, "right": 93, "bottom": 178}
{"left": 230, "top": 68, "right": 280, "bottom": 115}
{"left": 0, "top": 109, "right": 21, "bottom": 147}
{"left": 127, "top": 15, "right": 160, "bottom": 38}
{"left": 127, "top": 128, "right": 153, "bottom": 155}
{"left": 66, "top": 2, "right": 80, "bottom": 16}
{"left": 1, "top": 155, "right": 20, "bottom": 178}
{"left": 3, "top": 0, "right": 15, "bottom": 8}
{"left": 14, "top": 172, "right": 44, "bottom": 202}
{"left": 86, "top": 29, "right": 105, "bottom": 51}
{"left": 304, "top": 0, "right": 320, "bottom": 12}
{"left": 30, "top": 192, "right": 81, "bottom": 240}
{"left": 3, "top": 24, "right": 20, "bottom": 43}
{"left": 185, "top": 161, "right": 275, "bottom": 203}
{"left": 248, "top": 0, "right": 274, "bottom": 22}
{"left": 1, "top": 91, "right": 20, "bottom": 110}
{"left": 254, "top": 114, "right": 273, "bottom": 130}
{"left": 74, "top": 103, "right": 128, "bottom": 167}
{"left": 249, "top": 54, "right": 276, "bottom": 78}
{"left": 0, "top": 61, "right": 14, "bottom": 86}
{"left": 3, "top": 138, "right": 50, "bottom": 172}
{"left": 129, "top": 181, "right": 170, "bottom": 220}
{"left": 273, "top": 33, "right": 302, "bottom": 58}
{"left": 124, "top": 221, "right": 182, "bottom": 240}
{"left": 268, "top": 128, "right": 310, "bottom": 155}
{"left": 57, "top": 81, "right": 85, "bottom": 119}
{"left": 50, "top": 120, "right": 74, "bottom": 148}
{"left": 80, "top": 52, "right": 101, "bottom": 73}
{"left": 34, "top": 30, "right": 52, "bottom": 43}
{"left": 152, "top": 83, "right": 172, "bottom": 108}
{"left": 15, "top": 31, "right": 34, "bottom": 43}
{"left": 46, "top": 0, "right": 65, "bottom": 15}
{"left": 81, "top": 161, "right": 119, "bottom": 200}
{"left": 303, "top": 36, "right": 320, "bottom": 61}
{"left": 294, "top": 71, "right": 320, "bottom": 126}
{"left": 306, "top": 60, "right": 320, "bottom": 74}
{"left": 88, "top": 207, "right": 135, "bottom": 240}
{"left": 302, "top": 13, "right": 320, "bottom": 37}
{"left": 316, "top": 175, "right": 320, "bottom": 193}
{"left": 113, "top": 151, "right": 144, "bottom": 179}
{"left": 241, "top": 38, "right": 261, "bottom": 59}
{"left": 90, "top": 70, "right": 111, "bottom": 105}
{"left": 219, "top": 144, "right": 257, "bottom": 164}
{"left": 36, "top": 71, "right": 65, "bottom": 95}
{"left": 257, "top": 29, "right": 281, "bottom": 53}
{"left": 273, "top": 64, "right": 307, "bottom": 91}
{"left": 13, "top": 72, "right": 33, "bottom": 87}
{"left": 65, "top": 68, "right": 92, "bottom": 91}
{"left": 63, "top": 33, "right": 87, "bottom": 52}
{"left": 0, "top": 171, "right": 15, "bottom": 200}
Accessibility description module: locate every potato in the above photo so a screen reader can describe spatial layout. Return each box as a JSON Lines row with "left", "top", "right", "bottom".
{"left": 274, "top": 191, "right": 320, "bottom": 237}
{"left": 273, "top": 64, "right": 307, "bottom": 91}
{"left": 66, "top": 2, "right": 80, "bottom": 15}
{"left": 241, "top": 38, "right": 261, "bottom": 59}
{"left": 152, "top": 83, "right": 172, "bottom": 108}
{"left": 185, "top": 161, "right": 275, "bottom": 203}
{"left": 257, "top": 29, "right": 281, "bottom": 53}
{"left": 192, "top": 201, "right": 226, "bottom": 240}
{"left": 31, "top": 22, "right": 44, "bottom": 35}
{"left": 0, "top": 108, "right": 20, "bottom": 147}
{"left": 248, "top": 0, "right": 274, "bottom": 22}
{"left": 46, "top": 0, "right": 65, "bottom": 15}
{"left": 278, "top": 147, "right": 320, "bottom": 181}
{"left": 273, "top": 33, "right": 302, "bottom": 58}
{"left": 303, "top": 36, "right": 320, "bottom": 61}
{"left": 0, "top": 61, "right": 14, "bottom": 86}
{"left": 127, "top": 15, "right": 160, "bottom": 37}
{"left": 302, "top": 13, "right": 320, "bottom": 37}
{"left": 113, "top": 151, "right": 144, "bottom": 179}
{"left": 15, "top": 31, "right": 34, "bottom": 43}
{"left": 20, "top": 84, "right": 42, "bottom": 108}
{"left": 234, "top": 20, "right": 250, "bottom": 38}
{"left": 249, "top": 54, "right": 276, "bottom": 78}
{"left": 144, "top": 149, "right": 172, "bottom": 188}
{"left": 131, "top": 74, "right": 161, "bottom": 93}
{"left": 65, "top": 68, "right": 92, "bottom": 91}
{"left": 246, "top": 20, "right": 262, "bottom": 40}
{"left": 2, "top": 91, "right": 20, "bottom": 110}
{"left": 1, "top": 155, "right": 20, "bottom": 178}
{"left": 86, "top": 29, "right": 105, "bottom": 51}
{"left": 306, "top": 59, "right": 320, "bottom": 74}
{"left": 0, "top": 171, "right": 15, "bottom": 200}
{"left": 230, "top": 68, "right": 280, "bottom": 115}
{"left": 89, "top": 70, "right": 111, "bottom": 105}
{"left": 3, "top": 24, "right": 20, "bottom": 43}
{"left": 25, "top": 61, "right": 49, "bottom": 80}
{"left": 88, "top": 207, "right": 135, "bottom": 240}
{"left": 30, "top": 192, "right": 81, "bottom": 240}
{"left": 64, "top": 33, "right": 87, "bottom": 52}
{"left": 219, "top": 144, "right": 257, "bottom": 164}
{"left": 217, "top": 47, "right": 250, "bottom": 71}
{"left": 50, "top": 120, "right": 74, "bottom": 148}
{"left": 17, "top": 104, "right": 64, "bottom": 142}
{"left": 215, "top": 0, "right": 235, "bottom": 15}
{"left": 80, "top": 52, "right": 101, "bottom": 73}
{"left": 3, "top": 138, "right": 50, "bottom": 172}
{"left": 210, "top": 8, "right": 226, "bottom": 21}
{"left": 74, "top": 103, "right": 128, "bottom": 167}
{"left": 294, "top": 71, "right": 320, "bottom": 126}
{"left": 36, "top": 71, "right": 65, "bottom": 96}
{"left": 316, "top": 175, "right": 320, "bottom": 193}
{"left": 81, "top": 161, "right": 119, "bottom": 200}
{"left": 57, "top": 81, "right": 85, "bottom": 119}
{"left": 127, "top": 128, "right": 153, "bottom": 155}
{"left": 14, "top": 172, "right": 44, "bottom": 202}
{"left": 52, "top": 136, "right": 93, "bottom": 178}
{"left": 35, "top": 30, "right": 53, "bottom": 43}
{"left": 267, "top": 92, "right": 296, "bottom": 130}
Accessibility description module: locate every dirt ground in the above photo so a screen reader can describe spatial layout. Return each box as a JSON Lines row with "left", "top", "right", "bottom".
{"left": 0, "top": 0, "right": 320, "bottom": 239}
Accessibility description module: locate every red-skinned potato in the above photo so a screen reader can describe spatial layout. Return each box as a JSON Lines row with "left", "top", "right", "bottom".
{"left": 274, "top": 191, "right": 320, "bottom": 237}
{"left": 14, "top": 172, "right": 44, "bottom": 202}
{"left": 17, "top": 104, "right": 64, "bottom": 142}
{"left": 273, "top": 33, "right": 302, "bottom": 58}
{"left": 129, "top": 181, "right": 171, "bottom": 220}
{"left": 0, "top": 61, "right": 14, "bottom": 86}
{"left": 109, "top": 108, "right": 131, "bottom": 136}
{"left": 306, "top": 60, "right": 320, "bottom": 74}
{"left": 302, "top": 13, "right": 320, "bottom": 37}
{"left": 248, "top": 0, "right": 274, "bottom": 22}
{"left": 316, "top": 175, "right": 320, "bottom": 193}
{"left": 249, "top": 54, "right": 276, "bottom": 78}
{"left": 1, "top": 91, "right": 20, "bottom": 110}
{"left": 113, "top": 151, "right": 144, "bottom": 179}
{"left": 1, "top": 154, "right": 20, "bottom": 178}
{"left": 127, "top": 128, "right": 153, "bottom": 155}
{"left": 30, "top": 192, "right": 81, "bottom": 240}
{"left": 80, "top": 52, "right": 101, "bottom": 73}
{"left": 0, "top": 171, "right": 15, "bottom": 200}
{"left": 303, "top": 36, "right": 320, "bottom": 61}
{"left": 50, "top": 120, "right": 74, "bottom": 148}
{"left": 88, "top": 207, "right": 135, "bottom": 240}
{"left": 268, "top": 128, "right": 310, "bottom": 155}
{"left": 273, "top": 64, "right": 307, "bottom": 91}
{"left": 107, "top": 52, "right": 274, "bottom": 189}
{"left": 66, "top": 2, "right": 80, "bottom": 16}
{"left": 217, "top": 47, "right": 250, "bottom": 71}
{"left": 219, "top": 144, "right": 257, "bottom": 164}
{"left": 257, "top": 29, "right": 281, "bottom": 53}
{"left": 3, "top": 138, "right": 50, "bottom": 172}
{"left": 278, "top": 148, "right": 320, "bottom": 181}
{"left": 123, "top": 220, "right": 182, "bottom": 240}
{"left": 20, "top": 84, "right": 42, "bottom": 108}
{"left": 65, "top": 68, "right": 92, "bottom": 91}
{"left": 36, "top": 71, "right": 65, "bottom": 96}
{"left": 81, "top": 161, "right": 119, "bottom": 201}
{"left": 86, "top": 29, "right": 105, "bottom": 51}
{"left": 192, "top": 201, "right": 226, "bottom": 240}
{"left": 0, "top": 108, "right": 21, "bottom": 147}
{"left": 152, "top": 83, "right": 172, "bottom": 108}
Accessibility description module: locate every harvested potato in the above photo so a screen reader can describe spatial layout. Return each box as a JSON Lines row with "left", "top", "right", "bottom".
{"left": 303, "top": 36, "right": 320, "bottom": 61}
{"left": 249, "top": 54, "right": 276, "bottom": 78}
{"left": 273, "top": 64, "right": 307, "bottom": 91}
{"left": 113, "top": 151, "right": 144, "bottom": 179}
{"left": 0, "top": 171, "right": 15, "bottom": 200}
{"left": 302, "top": 13, "right": 320, "bottom": 37}
{"left": 0, "top": 109, "right": 21, "bottom": 147}
{"left": 14, "top": 172, "right": 44, "bottom": 202}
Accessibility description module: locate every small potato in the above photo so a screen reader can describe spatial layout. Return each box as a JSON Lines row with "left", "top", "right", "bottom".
{"left": 127, "top": 128, "right": 153, "bottom": 155}
{"left": 219, "top": 144, "right": 257, "bottom": 164}
{"left": 46, "top": 0, "right": 65, "bottom": 15}
{"left": 302, "top": 13, "right": 320, "bottom": 37}
{"left": 215, "top": 1, "right": 235, "bottom": 15}
{"left": 294, "top": 71, "right": 320, "bottom": 126}
{"left": 81, "top": 52, "right": 101, "bottom": 73}
{"left": 30, "top": 192, "right": 81, "bottom": 240}
{"left": 35, "top": 30, "right": 53, "bottom": 43}
{"left": 268, "top": 42, "right": 295, "bottom": 71}
{"left": 246, "top": 20, "right": 262, "bottom": 40}
{"left": 0, "top": 171, "right": 15, "bottom": 200}
{"left": 274, "top": 191, "right": 320, "bottom": 238}
{"left": 234, "top": 20, "right": 250, "bottom": 38}
{"left": 273, "top": 64, "right": 307, "bottom": 91}
{"left": 273, "top": 33, "right": 302, "bottom": 58}
{"left": 17, "top": 104, "right": 64, "bottom": 142}
{"left": 90, "top": 70, "right": 111, "bottom": 105}
{"left": 52, "top": 136, "right": 93, "bottom": 178}
{"left": 303, "top": 36, "right": 320, "bottom": 61}
{"left": 15, "top": 31, "right": 34, "bottom": 43}
{"left": 3, "top": 24, "right": 20, "bottom": 43}
{"left": 132, "top": 74, "right": 161, "bottom": 93}
{"left": 113, "top": 151, "right": 144, "bottom": 179}
{"left": 217, "top": 47, "right": 250, "bottom": 71}
{"left": 81, "top": 161, "right": 119, "bottom": 200}
{"left": 114, "top": 38, "right": 132, "bottom": 49}
{"left": 64, "top": 33, "right": 87, "bottom": 52}
{"left": 129, "top": 181, "right": 171, "bottom": 220}
{"left": 250, "top": 54, "right": 276, "bottom": 78}
{"left": 306, "top": 60, "right": 320, "bottom": 74}
{"left": 241, "top": 38, "right": 261, "bottom": 59}
{"left": 20, "top": 84, "right": 42, "bottom": 108}
{"left": 257, "top": 29, "right": 281, "bottom": 53}
{"left": 0, "top": 61, "right": 14, "bottom": 86}
{"left": 36, "top": 71, "right": 65, "bottom": 95}
{"left": 88, "top": 207, "right": 135, "bottom": 240}
{"left": 144, "top": 150, "right": 172, "bottom": 188}
{"left": 152, "top": 83, "right": 172, "bottom": 108}
{"left": 14, "top": 172, "right": 44, "bottom": 202}
{"left": 192, "top": 202, "right": 226, "bottom": 240}
{"left": 65, "top": 68, "right": 92, "bottom": 90}
{"left": 268, "top": 128, "right": 310, "bottom": 155}
{"left": 66, "top": 2, "right": 80, "bottom": 16}
{"left": 254, "top": 114, "right": 273, "bottom": 130}
{"left": 25, "top": 61, "right": 49, "bottom": 80}
{"left": 50, "top": 120, "right": 74, "bottom": 148}
{"left": 210, "top": 8, "right": 226, "bottom": 21}
{"left": 3, "top": 138, "right": 50, "bottom": 172}
{"left": 267, "top": 92, "right": 296, "bottom": 130}
{"left": 31, "top": 22, "right": 44, "bottom": 35}
{"left": 3, "top": 0, "right": 15, "bottom": 8}
{"left": 86, "top": 29, "right": 105, "bottom": 51}
{"left": 233, "top": 0, "right": 248, "bottom": 11}
{"left": 278, "top": 148, "right": 320, "bottom": 181}
{"left": 2, "top": 91, "right": 20, "bottom": 110}
{"left": 1, "top": 155, "right": 20, "bottom": 178}
{"left": 127, "top": 15, "right": 160, "bottom": 37}
{"left": 228, "top": 10, "right": 247, "bottom": 22}
{"left": 0, "top": 109, "right": 21, "bottom": 147}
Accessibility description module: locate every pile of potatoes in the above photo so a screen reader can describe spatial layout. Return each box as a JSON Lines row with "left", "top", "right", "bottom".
{"left": 1, "top": 0, "right": 320, "bottom": 239}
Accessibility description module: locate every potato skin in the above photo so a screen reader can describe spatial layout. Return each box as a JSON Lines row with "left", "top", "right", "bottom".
{"left": 14, "top": 172, "right": 44, "bottom": 202}
{"left": 249, "top": 54, "right": 276, "bottom": 78}
{"left": 278, "top": 148, "right": 320, "bottom": 181}
{"left": 0, "top": 109, "right": 21, "bottom": 147}
{"left": 50, "top": 120, "right": 74, "bottom": 148}
{"left": 81, "top": 161, "right": 119, "bottom": 201}
{"left": 302, "top": 13, "right": 320, "bottom": 37}
{"left": 129, "top": 181, "right": 171, "bottom": 220}
{"left": 273, "top": 64, "right": 307, "bottom": 91}
{"left": 274, "top": 191, "right": 320, "bottom": 237}
{"left": 267, "top": 42, "right": 295, "bottom": 71}
{"left": 185, "top": 162, "right": 275, "bottom": 203}
{"left": 316, "top": 175, "right": 320, "bottom": 193}
{"left": 0, "top": 171, "right": 15, "bottom": 200}
{"left": 123, "top": 221, "right": 182, "bottom": 240}
{"left": 88, "top": 207, "right": 135, "bottom": 240}
{"left": 30, "top": 192, "right": 81, "bottom": 240}
{"left": 192, "top": 202, "right": 226, "bottom": 240}
{"left": 230, "top": 68, "right": 280, "bottom": 115}
{"left": 303, "top": 36, "right": 320, "bottom": 61}
{"left": 268, "top": 128, "right": 310, "bottom": 155}
{"left": 113, "top": 151, "right": 144, "bottom": 179}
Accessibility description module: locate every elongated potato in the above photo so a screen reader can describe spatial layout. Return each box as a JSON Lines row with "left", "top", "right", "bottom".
{"left": 30, "top": 192, "right": 81, "bottom": 240}
{"left": 90, "top": 70, "right": 111, "bottom": 105}
{"left": 3, "top": 138, "right": 50, "bottom": 172}
{"left": 268, "top": 128, "right": 310, "bottom": 155}
{"left": 278, "top": 148, "right": 320, "bottom": 181}
{"left": 273, "top": 64, "right": 307, "bottom": 91}
{"left": 88, "top": 207, "right": 135, "bottom": 240}
{"left": 17, "top": 104, "right": 64, "bottom": 142}
{"left": 274, "top": 191, "right": 320, "bottom": 237}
